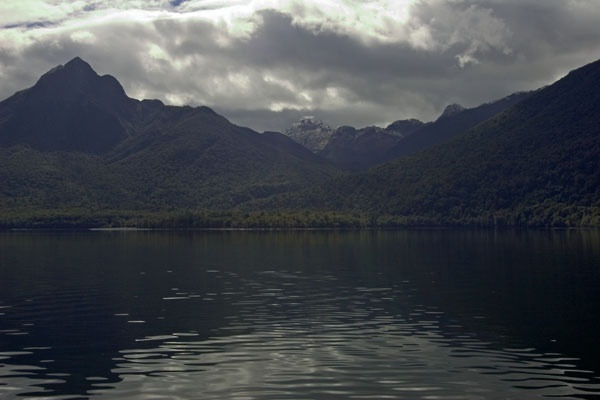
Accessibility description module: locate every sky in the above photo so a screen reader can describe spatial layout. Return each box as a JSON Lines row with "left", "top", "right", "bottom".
{"left": 1, "top": 0, "right": 600, "bottom": 132}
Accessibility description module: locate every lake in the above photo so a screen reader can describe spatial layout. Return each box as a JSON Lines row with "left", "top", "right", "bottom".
{"left": 1, "top": 229, "right": 600, "bottom": 399}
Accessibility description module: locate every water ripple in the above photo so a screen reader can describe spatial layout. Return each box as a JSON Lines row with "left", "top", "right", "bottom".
{"left": 80, "top": 275, "right": 600, "bottom": 399}
{"left": 2, "top": 231, "right": 600, "bottom": 399}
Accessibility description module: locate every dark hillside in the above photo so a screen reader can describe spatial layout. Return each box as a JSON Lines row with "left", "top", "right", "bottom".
{"left": 316, "top": 92, "right": 530, "bottom": 171}
{"left": 2, "top": 56, "right": 598, "bottom": 228}
{"left": 0, "top": 57, "right": 137, "bottom": 153}
{"left": 383, "top": 91, "right": 532, "bottom": 162}
{"left": 0, "top": 58, "right": 341, "bottom": 220}
{"left": 256, "top": 58, "right": 600, "bottom": 227}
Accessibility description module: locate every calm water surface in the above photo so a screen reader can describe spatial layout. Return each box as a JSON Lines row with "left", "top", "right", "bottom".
{"left": 1, "top": 230, "right": 600, "bottom": 399}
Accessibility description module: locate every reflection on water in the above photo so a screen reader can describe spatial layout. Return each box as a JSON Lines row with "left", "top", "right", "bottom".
{"left": 1, "top": 230, "right": 600, "bottom": 399}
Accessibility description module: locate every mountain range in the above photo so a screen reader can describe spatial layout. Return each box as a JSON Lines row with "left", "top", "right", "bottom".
{"left": 283, "top": 92, "right": 532, "bottom": 171}
{"left": 317, "top": 118, "right": 423, "bottom": 171}
{"left": 1, "top": 56, "right": 599, "bottom": 228}
{"left": 256, "top": 57, "right": 600, "bottom": 227}
{"left": 0, "top": 57, "right": 339, "bottom": 219}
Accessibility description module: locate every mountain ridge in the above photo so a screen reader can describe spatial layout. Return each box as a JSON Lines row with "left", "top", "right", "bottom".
{"left": 283, "top": 91, "right": 532, "bottom": 171}
{"left": 245, "top": 57, "right": 600, "bottom": 227}
{"left": 0, "top": 57, "right": 341, "bottom": 216}
{"left": 0, "top": 57, "right": 136, "bottom": 153}
{"left": 283, "top": 116, "right": 334, "bottom": 152}
{"left": 1, "top": 56, "right": 599, "bottom": 228}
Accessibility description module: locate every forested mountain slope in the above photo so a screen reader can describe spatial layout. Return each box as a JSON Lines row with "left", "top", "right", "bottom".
{"left": 0, "top": 58, "right": 340, "bottom": 220}
{"left": 2, "top": 57, "right": 598, "bottom": 228}
{"left": 382, "top": 91, "right": 533, "bottom": 162}
{"left": 256, "top": 58, "right": 600, "bottom": 227}
{"left": 289, "top": 92, "right": 531, "bottom": 172}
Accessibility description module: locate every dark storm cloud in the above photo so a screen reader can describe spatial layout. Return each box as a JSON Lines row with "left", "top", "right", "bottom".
{"left": 0, "top": 0, "right": 599, "bottom": 132}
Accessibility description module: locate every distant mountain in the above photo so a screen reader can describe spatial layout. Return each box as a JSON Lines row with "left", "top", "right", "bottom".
{"left": 385, "top": 119, "right": 426, "bottom": 135}
{"left": 312, "top": 92, "right": 529, "bottom": 171}
{"left": 318, "top": 119, "right": 424, "bottom": 171}
{"left": 383, "top": 91, "right": 533, "bottom": 162}
{"left": 3, "top": 56, "right": 599, "bottom": 228}
{"left": 437, "top": 103, "right": 466, "bottom": 120}
{"left": 0, "top": 58, "right": 340, "bottom": 215}
{"left": 283, "top": 116, "right": 334, "bottom": 152}
{"left": 255, "top": 58, "right": 600, "bottom": 227}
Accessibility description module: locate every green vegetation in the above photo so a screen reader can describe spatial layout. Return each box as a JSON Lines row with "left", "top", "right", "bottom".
{"left": 0, "top": 209, "right": 378, "bottom": 230}
{"left": 0, "top": 59, "right": 341, "bottom": 222}
{"left": 1, "top": 57, "right": 599, "bottom": 229}
{"left": 3, "top": 205, "right": 600, "bottom": 230}
{"left": 243, "top": 58, "right": 600, "bottom": 228}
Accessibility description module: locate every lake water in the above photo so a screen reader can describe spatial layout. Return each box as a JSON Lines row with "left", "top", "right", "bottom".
{"left": 1, "top": 230, "right": 600, "bottom": 399}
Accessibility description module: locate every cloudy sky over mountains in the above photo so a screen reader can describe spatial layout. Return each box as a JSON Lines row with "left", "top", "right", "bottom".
{"left": 1, "top": 0, "right": 599, "bottom": 131}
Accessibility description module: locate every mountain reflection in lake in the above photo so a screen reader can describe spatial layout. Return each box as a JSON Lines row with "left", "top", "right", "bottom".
{"left": 1, "top": 230, "right": 600, "bottom": 399}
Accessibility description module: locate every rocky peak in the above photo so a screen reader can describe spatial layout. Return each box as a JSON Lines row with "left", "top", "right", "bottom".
{"left": 291, "top": 116, "right": 330, "bottom": 131}
{"left": 437, "top": 103, "right": 466, "bottom": 120}
{"left": 0, "top": 57, "right": 136, "bottom": 153}
{"left": 284, "top": 116, "right": 334, "bottom": 152}
{"left": 385, "top": 118, "right": 425, "bottom": 137}
{"left": 33, "top": 57, "right": 128, "bottom": 105}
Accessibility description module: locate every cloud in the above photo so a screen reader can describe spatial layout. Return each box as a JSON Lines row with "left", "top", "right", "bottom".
{"left": 1, "top": 0, "right": 600, "bottom": 132}
{"left": 0, "top": 0, "right": 72, "bottom": 27}
{"left": 411, "top": 2, "right": 513, "bottom": 66}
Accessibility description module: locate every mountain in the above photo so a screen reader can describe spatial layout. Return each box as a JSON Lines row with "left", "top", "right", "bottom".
{"left": 0, "top": 58, "right": 340, "bottom": 219}
{"left": 383, "top": 91, "right": 533, "bottom": 162}
{"left": 254, "top": 58, "right": 600, "bottom": 227}
{"left": 318, "top": 119, "right": 424, "bottom": 171}
{"left": 437, "top": 103, "right": 466, "bottom": 119}
{"left": 304, "top": 93, "right": 530, "bottom": 172}
{"left": 385, "top": 118, "right": 426, "bottom": 135}
{"left": 3, "top": 56, "right": 599, "bottom": 228}
{"left": 283, "top": 116, "right": 334, "bottom": 152}
{"left": 0, "top": 57, "right": 138, "bottom": 153}
{"left": 103, "top": 109, "right": 339, "bottom": 209}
